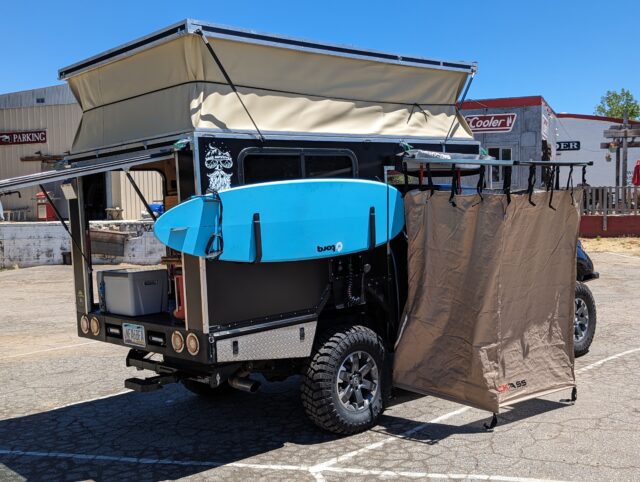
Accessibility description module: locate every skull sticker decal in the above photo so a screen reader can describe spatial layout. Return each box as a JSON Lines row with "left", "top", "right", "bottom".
{"left": 204, "top": 143, "right": 233, "bottom": 193}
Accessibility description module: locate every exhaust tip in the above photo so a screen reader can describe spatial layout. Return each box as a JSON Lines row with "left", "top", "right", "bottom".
{"left": 228, "top": 376, "right": 261, "bottom": 393}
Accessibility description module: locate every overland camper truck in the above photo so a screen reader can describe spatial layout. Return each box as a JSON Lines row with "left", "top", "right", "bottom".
{"left": 0, "top": 20, "right": 597, "bottom": 434}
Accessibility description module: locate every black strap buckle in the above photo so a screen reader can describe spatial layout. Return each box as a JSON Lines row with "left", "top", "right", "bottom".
{"left": 476, "top": 167, "right": 485, "bottom": 202}
{"left": 527, "top": 165, "right": 536, "bottom": 206}
{"left": 449, "top": 164, "right": 457, "bottom": 207}
{"left": 503, "top": 166, "right": 512, "bottom": 205}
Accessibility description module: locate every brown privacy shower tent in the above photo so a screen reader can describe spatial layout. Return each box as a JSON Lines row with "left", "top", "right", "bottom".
{"left": 393, "top": 187, "right": 581, "bottom": 413}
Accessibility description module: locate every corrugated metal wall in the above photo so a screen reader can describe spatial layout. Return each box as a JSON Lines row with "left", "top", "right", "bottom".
{"left": 0, "top": 100, "right": 81, "bottom": 218}
{"left": 1, "top": 85, "right": 164, "bottom": 221}
{"left": 0, "top": 84, "right": 77, "bottom": 109}
{"left": 116, "top": 171, "right": 164, "bottom": 220}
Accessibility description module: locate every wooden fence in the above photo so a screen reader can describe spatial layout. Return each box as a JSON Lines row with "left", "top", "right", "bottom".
{"left": 582, "top": 186, "right": 639, "bottom": 216}
{"left": 581, "top": 186, "right": 640, "bottom": 235}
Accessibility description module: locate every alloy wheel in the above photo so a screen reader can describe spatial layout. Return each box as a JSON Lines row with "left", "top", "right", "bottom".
{"left": 336, "top": 351, "right": 379, "bottom": 412}
{"left": 574, "top": 298, "right": 590, "bottom": 343}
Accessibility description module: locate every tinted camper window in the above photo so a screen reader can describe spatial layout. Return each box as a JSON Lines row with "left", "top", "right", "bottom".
{"left": 305, "top": 155, "right": 354, "bottom": 179}
{"left": 243, "top": 154, "right": 301, "bottom": 184}
{"left": 240, "top": 149, "right": 357, "bottom": 185}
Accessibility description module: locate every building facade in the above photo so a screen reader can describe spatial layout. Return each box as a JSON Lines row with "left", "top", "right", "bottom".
{"left": 0, "top": 85, "right": 80, "bottom": 219}
{"left": 459, "top": 96, "right": 558, "bottom": 190}
{"left": 459, "top": 96, "right": 640, "bottom": 189}
{"left": 0, "top": 85, "right": 161, "bottom": 220}
{"left": 555, "top": 113, "right": 640, "bottom": 187}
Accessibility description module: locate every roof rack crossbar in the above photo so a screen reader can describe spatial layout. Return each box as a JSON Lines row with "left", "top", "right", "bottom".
{"left": 401, "top": 159, "right": 595, "bottom": 168}
{"left": 514, "top": 160, "right": 594, "bottom": 167}
{"left": 402, "top": 158, "right": 514, "bottom": 167}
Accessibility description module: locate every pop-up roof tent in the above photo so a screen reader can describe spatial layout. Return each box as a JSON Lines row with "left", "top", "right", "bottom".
{"left": 59, "top": 19, "right": 475, "bottom": 155}
{"left": 0, "top": 19, "right": 478, "bottom": 193}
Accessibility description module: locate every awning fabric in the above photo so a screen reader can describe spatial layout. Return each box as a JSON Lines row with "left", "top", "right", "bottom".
{"left": 66, "top": 33, "right": 473, "bottom": 153}
{"left": 393, "top": 189, "right": 580, "bottom": 412}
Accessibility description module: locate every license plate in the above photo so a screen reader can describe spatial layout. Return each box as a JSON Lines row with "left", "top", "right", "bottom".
{"left": 123, "top": 323, "right": 146, "bottom": 348}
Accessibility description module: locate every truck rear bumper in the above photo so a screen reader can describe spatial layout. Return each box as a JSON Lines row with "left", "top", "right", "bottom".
{"left": 76, "top": 311, "right": 212, "bottom": 364}
{"left": 76, "top": 311, "right": 318, "bottom": 365}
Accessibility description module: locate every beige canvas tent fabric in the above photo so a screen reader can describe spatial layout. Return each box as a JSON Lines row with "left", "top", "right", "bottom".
{"left": 66, "top": 34, "right": 473, "bottom": 153}
{"left": 393, "top": 190, "right": 580, "bottom": 412}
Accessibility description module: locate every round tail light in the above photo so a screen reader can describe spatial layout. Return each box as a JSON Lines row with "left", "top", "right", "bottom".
{"left": 171, "top": 331, "right": 185, "bottom": 353}
{"left": 186, "top": 333, "right": 199, "bottom": 356}
{"left": 90, "top": 316, "right": 101, "bottom": 336}
{"left": 80, "top": 315, "right": 90, "bottom": 334}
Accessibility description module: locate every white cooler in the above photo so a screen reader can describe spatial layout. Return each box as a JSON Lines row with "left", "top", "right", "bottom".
{"left": 100, "top": 268, "right": 168, "bottom": 316}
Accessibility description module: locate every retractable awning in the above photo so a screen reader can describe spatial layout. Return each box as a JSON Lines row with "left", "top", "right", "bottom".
{"left": 0, "top": 149, "right": 173, "bottom": 194}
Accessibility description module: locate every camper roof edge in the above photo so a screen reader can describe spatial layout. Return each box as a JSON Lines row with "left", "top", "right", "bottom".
{"left": 58, "top": 18, "right": 477, "bottom": 80}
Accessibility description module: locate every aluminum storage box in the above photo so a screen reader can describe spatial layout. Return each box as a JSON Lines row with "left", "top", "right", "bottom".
{"left": 100, "top": 268, "right": 168, "bottom": 316}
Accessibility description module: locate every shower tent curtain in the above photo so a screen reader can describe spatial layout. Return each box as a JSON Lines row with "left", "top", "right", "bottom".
{"left": 393, "top": 189, "right": 580, "bottom": 412}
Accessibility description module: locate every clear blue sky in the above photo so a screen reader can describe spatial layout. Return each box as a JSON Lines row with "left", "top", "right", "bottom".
{"left": 2, "top": 0, "right": 638, "bottom": 114}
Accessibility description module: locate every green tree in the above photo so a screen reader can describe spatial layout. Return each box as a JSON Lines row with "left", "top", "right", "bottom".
{"left": 594, "top": 88, "right": 640, "bottom": 120}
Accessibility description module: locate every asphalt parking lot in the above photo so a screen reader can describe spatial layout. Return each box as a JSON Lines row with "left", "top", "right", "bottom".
{"left": 1, "top": 252, "right": 639, "bottom": 481}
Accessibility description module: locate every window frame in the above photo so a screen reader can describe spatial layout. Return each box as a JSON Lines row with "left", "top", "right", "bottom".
{"left": 237, "top": 147, "right": 358, "bottom": 185}
{"left": 486, "top": 146, "right": 513, "bottom": 186}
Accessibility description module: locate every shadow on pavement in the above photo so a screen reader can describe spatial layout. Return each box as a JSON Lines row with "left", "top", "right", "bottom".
{"left": 0, "top": 377, "right": 334, "bottom": 481}
{"left": 0, "top": 379, "right": 571, "bottom": 481}
{"left": 376, "top": 396, "right": 569, "bottom": 445}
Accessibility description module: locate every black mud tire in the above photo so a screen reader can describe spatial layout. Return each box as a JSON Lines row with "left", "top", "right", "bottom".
{"left": 574, "top": 282, "right": 597, "bottom": 358}
{"left": 301, "top": 324, "right": 386, "bottom": 435}
{"left": 182, "top": 379, "right": 234, "bottom": 398}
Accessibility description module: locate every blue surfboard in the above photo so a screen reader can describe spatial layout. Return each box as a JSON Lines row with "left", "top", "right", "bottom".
{"left": 153, "top": 179, "right": 405, "bottom": 263}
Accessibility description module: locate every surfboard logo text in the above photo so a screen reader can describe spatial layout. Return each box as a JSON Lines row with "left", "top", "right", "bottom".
{"left": 317, "top": 241, "right": 343, "bottom": 253}
{"left": 205, "top": 143, "right": 233, "bottom": 192}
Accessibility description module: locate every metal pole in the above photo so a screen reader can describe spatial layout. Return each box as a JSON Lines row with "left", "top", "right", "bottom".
{"left": 622, "top": 107, "right": 629, "bottom": 210}
{"left": 124, "top": 171, "right": 157, "bottom": 221}
{"left": 623, "top": 107, "right": 629, "bottom": 187}
{"left": 615, "top": 147, "right": 620, "bottom": 188}
{"left": 38, "top": 185, "right": 91, "bottom": 265}
{"left": 615, "top": 147, "right": 621, "bottom": 207}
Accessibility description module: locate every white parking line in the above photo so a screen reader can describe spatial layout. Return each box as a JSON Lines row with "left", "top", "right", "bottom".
{"left": 576, "top": 347, "right": 640, "bottom": 373}
{"left": 602, "top": 252, "right": 640, "bottom": 260}
{"left": 0, "top": 341, "right": 98, "bottom": 360}
{"left": 0, "top": 449, "right": 309, "bottom": 473}
{"left": 4, "top": 347, "right": 638, "bottom": 480}
{"left": 321, "top": 466, "right": 568, "bottom": 481}
{"left": 0, "top": 448, "right": 568, "bottom": 482}
{"left": 310, "top": 406, "right": 470, "bottom": 476}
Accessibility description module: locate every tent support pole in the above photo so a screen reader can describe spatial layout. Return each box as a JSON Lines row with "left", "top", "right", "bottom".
{"left": 38, "top": 184, "right": 91, "bottom": 265}
{"left": 195, "top": 29, "right": 265, "bottom": 143}
{"left": 124, "top": 171, "right": 157, "bottom": 221}
{"left": 443, "top": 69, "right": 476, "bottom": 146}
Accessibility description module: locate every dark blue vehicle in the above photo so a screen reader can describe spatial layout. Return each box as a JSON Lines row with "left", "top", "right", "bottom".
{"left": 575, "top": 240, "right": 598, "bottom": 356}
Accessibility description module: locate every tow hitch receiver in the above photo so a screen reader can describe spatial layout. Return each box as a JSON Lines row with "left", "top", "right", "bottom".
{"left": 124, "top": 349, "right": 179, "bottom": 392}
{"left": 125, "top": 374, "right": 178, "bottom": 392}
